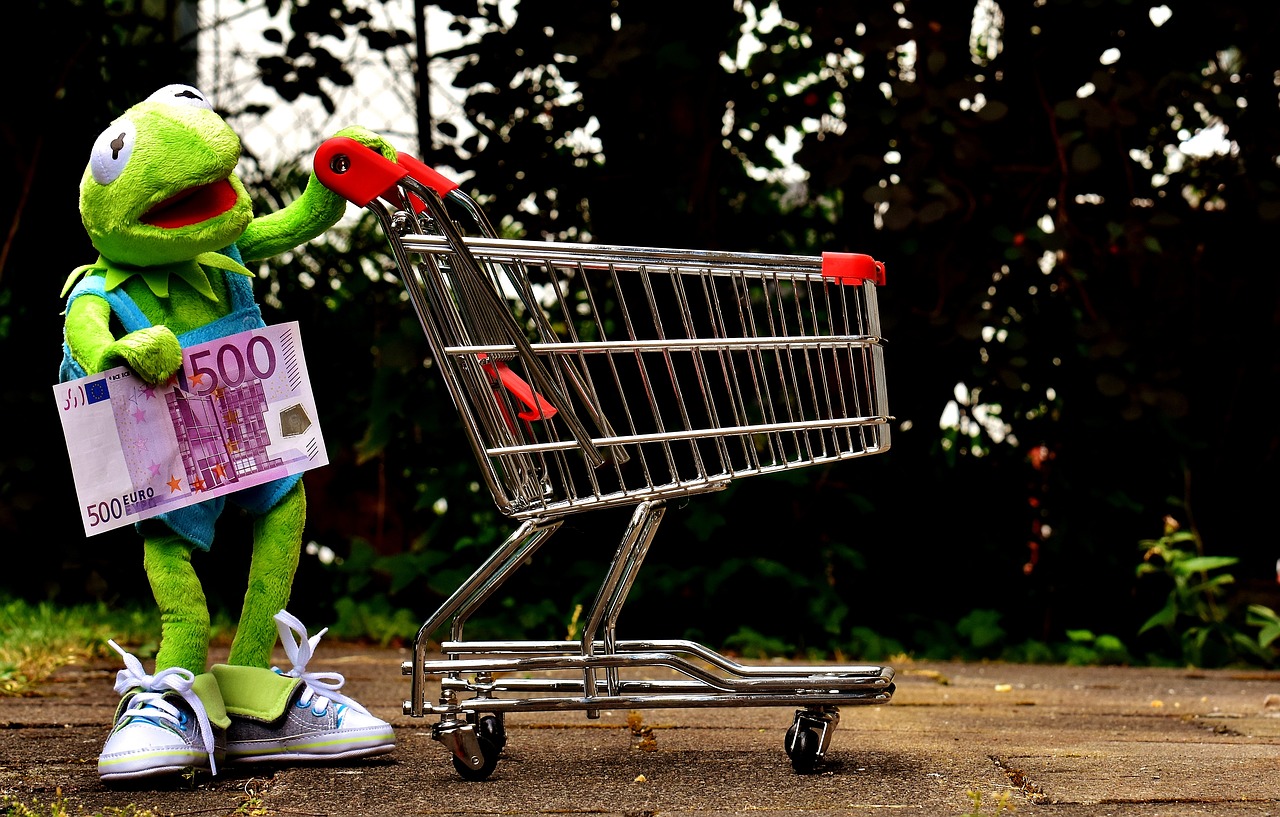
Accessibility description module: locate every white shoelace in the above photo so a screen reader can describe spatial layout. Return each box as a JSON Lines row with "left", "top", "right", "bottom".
{"left": 272, "top": 610, "right": 371, "bottom": 717}
{"left": 108, "top": 640, "right": 217, "bottom": 775}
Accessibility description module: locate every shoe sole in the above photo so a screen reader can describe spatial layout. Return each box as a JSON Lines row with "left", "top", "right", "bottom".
{"left": 99, "top": 750, "right": 220, "bottom": 781}
{"left": 226, "top": 731, "right": 396, "bottom": 764}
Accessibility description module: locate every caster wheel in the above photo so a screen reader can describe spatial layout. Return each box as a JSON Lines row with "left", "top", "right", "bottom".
{"left": 452, "top": 732, "right": 500, "bottom": 781}
{"left": 479, "top": 713, "right": 507, "bottom": 750}
{"left": 784, "top": 722, "right": 821, "bottom": 774}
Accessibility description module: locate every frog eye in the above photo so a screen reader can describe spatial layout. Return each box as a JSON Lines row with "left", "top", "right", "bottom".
{"left": 88, "top": 118, "right": 137, "bottom": 186}
{"left": 146, "top": 84, "right": 213, "bottom": 111}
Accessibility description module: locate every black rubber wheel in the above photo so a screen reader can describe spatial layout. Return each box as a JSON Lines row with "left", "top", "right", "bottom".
{"left": 784, "top": 723, "right": 821, "bottom": 774}
{"left": 451, "top": 733, "right": 500, "bottom": 781}
{"left": 478, "top": 713, "right": 507, "bottom": 750}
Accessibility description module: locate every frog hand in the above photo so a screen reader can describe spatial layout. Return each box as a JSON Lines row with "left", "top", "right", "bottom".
{"left": 106, "top": 326, "right": 183, "bottom": 385}
{"left": 238, "top": 127, "right": 398, "bottom": 262}
{"left": 331, "top": 125, "right": 398, "bottom": 163}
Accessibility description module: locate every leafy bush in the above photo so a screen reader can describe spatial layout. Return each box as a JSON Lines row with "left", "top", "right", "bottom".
{"left": 1136, "top": 517, "right": 1280, "bottom": 667}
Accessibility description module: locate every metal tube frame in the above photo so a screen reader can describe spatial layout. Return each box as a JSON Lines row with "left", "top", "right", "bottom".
{"left": 344, "top": 159, "right": 897, "bottom": 773}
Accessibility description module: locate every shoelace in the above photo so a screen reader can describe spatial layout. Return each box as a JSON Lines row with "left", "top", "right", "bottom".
{"left": 272, "top": 610, "right": 371, "bottom": 719}
{"left": 108, "top": 640, "right": 218, "bottom": 775}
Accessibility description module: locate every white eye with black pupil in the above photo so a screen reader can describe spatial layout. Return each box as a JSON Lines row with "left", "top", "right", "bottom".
{"left": 88, "top": 118, "right": 137, "bottom": 186}
{"left": 146, "top": 84, "right": 213, "bottom": 111}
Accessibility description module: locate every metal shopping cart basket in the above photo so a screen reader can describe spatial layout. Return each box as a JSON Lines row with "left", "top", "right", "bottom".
{"left": 314, "top": 137, "right": 896, "bottom": 779}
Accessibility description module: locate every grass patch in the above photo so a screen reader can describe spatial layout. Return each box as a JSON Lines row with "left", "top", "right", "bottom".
{"left": 2, "top": 790, "right": 161, "bottom": 816}
{"left": 0, "top": 596, "right": 160, "bottom": 696}
{"left": 0, "top": 601, "right": 241, "bottom": 817}
{"left": 0, "top": 596, "right": 231, "bottom": 697}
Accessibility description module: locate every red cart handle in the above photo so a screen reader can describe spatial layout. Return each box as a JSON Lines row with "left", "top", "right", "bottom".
{"left": 314, "top": 137, "right": 407, "bottom": 206}
{"left": 821, "top": 252, "right": 886, "bottom": 286}
{"left": 392, "top": 152, "right": 459, "bottom": 215}
{"left": 395, "top": 152, "right": 459, "bottom": 195}
{"left": 314, "top": 137, "right": 462, "bottom": 207}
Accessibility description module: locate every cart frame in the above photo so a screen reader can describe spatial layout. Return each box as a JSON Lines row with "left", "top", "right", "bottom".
{"left": 315, "top": 137, "right": 897, "bottom": 778}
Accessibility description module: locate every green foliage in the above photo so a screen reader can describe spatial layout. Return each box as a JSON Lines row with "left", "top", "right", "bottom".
{"left": 724, "top": 626, "right": 794, "bottom": 660}
{"left": 1248, "top": 604, "right": 1280, "bottom": 650}
{"left": 1136, "top": 521, "right": 1280, "bottom": 667}
{"left": 251, "top": 0, "right": 413, "bottom": 118}
{"left": 962, "top": 789, "right": 1015, "bottom": 817}
{"left": 0, "top": 598, "right": 167, "bottom": 697}
{"left": 842, "top": 625, "right": 907, "bottom": 662}
{"left": 6, "top": 0, "right": 1280, "bottom": 672}
{"left": 1056, "top": 630, "right": 1133, "bottom": 667}
{"left": 904, "top": 608, "right": 1133, "bottom": 666}
{"left": 2, "top": 792, "right": 161, "bottom": 817}
{"left": 956, "top": 609, "right": 1006, "bottom": 651}
{"left": 0, "top": 596, "right": 250, "bottom": 698}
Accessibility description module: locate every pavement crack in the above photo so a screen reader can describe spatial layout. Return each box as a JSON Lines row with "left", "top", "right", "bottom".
{"left": 1183, "top": 713, "right": 1245, "bottom": 737}
{"left": 989, "top": 754, "right": 1048, "bottom": 804}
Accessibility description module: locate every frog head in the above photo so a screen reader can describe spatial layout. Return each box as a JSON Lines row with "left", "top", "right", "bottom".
{"left": 79, "top": 84, "right": 254, "bottom": 268}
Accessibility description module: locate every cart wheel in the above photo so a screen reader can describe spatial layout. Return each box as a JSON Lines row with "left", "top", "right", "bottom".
{"left": 478, "top": 713, "right": 507, "bottom": 750}
{"left": 452, "top": 733, "right": 500, "bottom": 781}
{"left": 784, "top": 723, "right": 821, "bottom": 774}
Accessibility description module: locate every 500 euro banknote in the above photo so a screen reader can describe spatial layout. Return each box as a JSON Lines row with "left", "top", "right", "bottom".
{"left": 54, "top": 322, "right": 328, "bottom": 537}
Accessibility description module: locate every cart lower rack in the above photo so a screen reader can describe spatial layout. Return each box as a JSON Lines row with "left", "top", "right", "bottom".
{"left": 315, "top": 137, "right": 896, "bottom": 778}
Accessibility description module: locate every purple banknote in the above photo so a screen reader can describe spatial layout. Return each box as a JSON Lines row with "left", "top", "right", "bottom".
{"left": 54, "top": 322, "right": 328, "bottom": 536}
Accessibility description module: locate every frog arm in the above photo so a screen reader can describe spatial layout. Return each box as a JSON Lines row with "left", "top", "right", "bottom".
{"left": 237, "top": 126, "right": 397, "bottom": 262}
{"left": 64, "top": 294, "right": 182, "bottom": 384}
{"left": 236, "top": 178, "right": 345, "bottom": 262}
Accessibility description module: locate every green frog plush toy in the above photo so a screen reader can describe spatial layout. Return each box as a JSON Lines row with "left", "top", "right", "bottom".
{"left": 60, "top": 84, "right": 396, "bottom": 782}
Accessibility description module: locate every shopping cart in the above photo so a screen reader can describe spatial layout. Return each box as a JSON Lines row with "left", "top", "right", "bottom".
{"left": 314, "top": 137, "right": 896, "bottom": 779}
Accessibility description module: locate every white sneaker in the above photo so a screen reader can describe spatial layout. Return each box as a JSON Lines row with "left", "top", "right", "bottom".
{"left": 97, "top": 642, "right": 225, "bottom": 781}
{"left": 219, "top": 611, "right": 395, "bottom": 764}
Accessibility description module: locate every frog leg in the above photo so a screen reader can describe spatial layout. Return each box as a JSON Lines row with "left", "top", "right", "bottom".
{"left": 213, "top": 481, "right": 394, "bottom": 764}
{"left": 142, "top": 533, "right": 210, "bottom": 674}
{"left": 226, "top": 481, "right": 305, "bottom": 668}
{"left": 99, "top": 534, "right": 228, "bottom": 782}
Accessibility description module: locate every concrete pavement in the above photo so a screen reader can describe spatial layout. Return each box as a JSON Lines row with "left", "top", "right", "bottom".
{"left": 2, "top": 643, "right": 1279, "bottom": 816}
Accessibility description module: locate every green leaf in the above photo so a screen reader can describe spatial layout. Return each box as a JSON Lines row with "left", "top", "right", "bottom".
{"left": 1184, "top": 575, "right": 1235, "bottom": 596}
{"left": 1230, "top": 631, "right": 1272, "bottom": 662}
{"left": 1258, "top": 623, "right": 1280, "bottom": 649}
{"left": 1094, "top": 634, "right": 1127, "bottom": 654}
{"left": 1247, "top": 604, "right": 1280, "bottom": 624}
{"left": 1138, "top": 598, "right": 1179, "bottom": 634}
{"left": 957, "top": 609, "right": 1005, "bottom": 649}
{"left": 1249, "top": 605, "right": 1280, "bottom": 648}
{"left": 1180, "top": 556, "right": 1239, "bottom": 573}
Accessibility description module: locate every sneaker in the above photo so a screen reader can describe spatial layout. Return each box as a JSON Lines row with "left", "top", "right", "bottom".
{"left": 98, "top": 642, "right": 227, "bottom": 782}
{"left": 217, "top": 610, "right": 395, "bottom": 764}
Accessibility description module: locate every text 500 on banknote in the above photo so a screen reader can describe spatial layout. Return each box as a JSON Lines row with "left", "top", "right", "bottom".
{"left": 181, "top": 334, "right": 280, "bottom": 395}
{"left": 85, "top": 486, "right": 158, "bottom": 529}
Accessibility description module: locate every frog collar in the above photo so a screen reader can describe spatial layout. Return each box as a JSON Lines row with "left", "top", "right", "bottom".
{"left": 61, "top": 252, "right": 252, "bottom": 301}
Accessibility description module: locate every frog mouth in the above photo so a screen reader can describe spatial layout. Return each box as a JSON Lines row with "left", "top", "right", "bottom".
{"left": 141, "top": 179, "right": 239, "bottom": 229}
